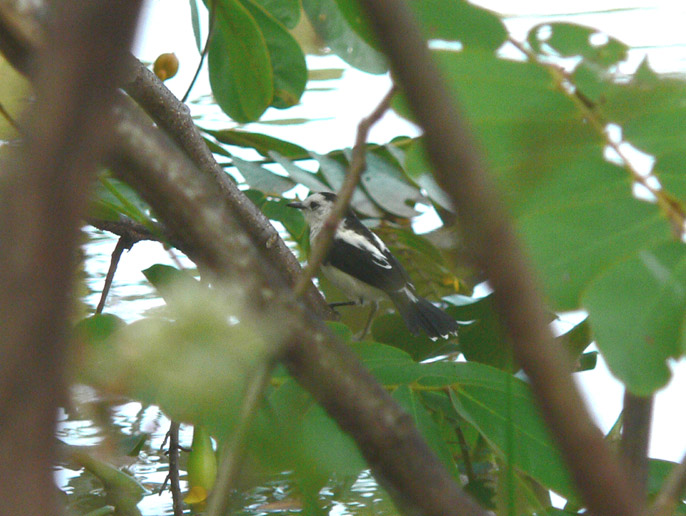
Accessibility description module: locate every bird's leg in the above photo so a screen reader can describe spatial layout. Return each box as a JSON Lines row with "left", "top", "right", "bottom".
{"left": 358, "top": 301, "right": 378, "bottom": 340}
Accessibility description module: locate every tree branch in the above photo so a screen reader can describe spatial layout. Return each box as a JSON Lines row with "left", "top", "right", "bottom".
{"left": 121, "top": 56, "right": 332, "bottom": 320}
{"left": 621, "top": 391, "right": 654, "bottom": 497}
{"left": 106, "top": 92, "right": 488, "bottom": 516}
{"left": 355, "top": 1, "right": 643, "bottom": 515}
{"left": 0, "top": 2, "right": 143, "bottom": 516}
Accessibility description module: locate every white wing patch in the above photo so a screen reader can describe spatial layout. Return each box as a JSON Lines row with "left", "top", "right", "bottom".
{"left": 337, "top": 225, "right": 392, "bottom": 269}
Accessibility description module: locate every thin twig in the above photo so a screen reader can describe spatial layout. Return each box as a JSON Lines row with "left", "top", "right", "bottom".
{"left": 95, "top": 235, "right": 134, "bottom": 314}
{"left": 293, "top": 85, "right": 396, "bottom": 297}
{"left": 650, "top": 451, "right": 686, "bottom": 516}
{"left": 166, "top": 421, "right": 184, "bottom": 516}
{"left": 206, "top": 363, "right": 273, "bottom": 516}
{"left": 181, "top": 0, "right": 216, "bottom": 103}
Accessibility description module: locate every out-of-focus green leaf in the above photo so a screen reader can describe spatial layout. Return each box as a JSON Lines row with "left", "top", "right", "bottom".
{"left": 446, "top": 364, "right": 577, "bottom": 502}
{"left": 301, "top": 404, "right": 366, "bottom": 476}
{"left": 74, "top": 314, "right": 126, "bottom": 347}
{"left": 392, "top": 384, "right": 459, "bottom": 478}
{"left": 555, "top": 317, "right": 592, "bottom": 358}
{"left": 358, "top": 151, "right": 422, "bottom": 218}
{"left": 409, "top": 0, "right": 507, "bottom": 51}
{"left": 186, "top": 426, "right": 217, "bottom": 504}
{"left": 91, "top": 176, "right": 154, "bottom": 226}
{"left": 582, "top": 241, "right": 686, "bottom": 395}
{"left": 251, "top": 0, "right": 300, "bottom": 28}
{"left": 309, "top": 152, "right": 383, "bottom": 217}
{"left": 204, "top": 128, "right": 308, "bottom": 159}
{"left": 239, "top": 0, "right": 307, "bottom": 109}
{"left": 403, "top": 139, "right": 455, "bottom": 211}
{"left": 445, "top": 294, "right": 514, "bottom": 371}
{"left": 302, "top": 0, "right": 387, "bottom": 74}
{"left": 261, "top": 197, "right": 308, "bottom": 244}
{"left": 231, "top": 156, "right": 295, "bottom": 195}
{"left": 207, "top": 0, "right": 273, "bottom": 122}
{"left": 71, "top": 451, "right": 146, "bottom": 516}
{"left": 528, "top": 22, "right": 628, "bottom": 67}
{"left": 189, "top": 0, "right": 203, "bottom": 52}
{"left": 269, "top": 151, "right": 331, "bottom": 192}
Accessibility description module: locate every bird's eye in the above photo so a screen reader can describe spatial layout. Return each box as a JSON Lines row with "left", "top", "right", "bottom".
{"left": 310, "top": 202, "right": 319, "bottom": 209}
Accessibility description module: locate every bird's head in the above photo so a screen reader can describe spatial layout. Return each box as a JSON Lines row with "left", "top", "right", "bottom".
{"left": 287, "top": 191, "right": 338, "bottom": 227}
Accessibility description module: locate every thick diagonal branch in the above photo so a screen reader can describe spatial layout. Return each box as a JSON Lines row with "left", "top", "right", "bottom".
{"left": 106, "top": 95, "right": 487, "bottom": 516}
{"left": 356, "top": 1, "right": 642, "bottom": 515}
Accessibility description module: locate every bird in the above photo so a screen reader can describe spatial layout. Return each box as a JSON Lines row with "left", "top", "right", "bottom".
{"left": 288, "top": 192, "right": 458, "bottom": 340}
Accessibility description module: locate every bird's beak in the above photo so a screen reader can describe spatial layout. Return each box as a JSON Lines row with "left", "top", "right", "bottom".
{"left": 287, "top": 201, "right": 305, "bottom": 210}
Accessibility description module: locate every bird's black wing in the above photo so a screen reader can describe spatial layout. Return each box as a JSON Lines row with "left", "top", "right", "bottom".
{"left": 325, "top": 218, "right": 411, "bottom": 294}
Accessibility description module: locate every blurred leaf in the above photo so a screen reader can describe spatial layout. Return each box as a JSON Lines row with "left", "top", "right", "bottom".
{"left": 445, "top": 294, "right": 514, "bottom": 371}
{"left": 260, "top": 196, "right": 308, "bottom": 243}
{"left": 528, "top": 22, "right": 628, "bottom": 67}
{"left": 302, "top": 0, "right": 387, "bottom": 74}
{"left": 357, "top": 151, "right": 422, "bottom": 218}
{"left": 582, "top": 241, "right": 686, "bottom": 395}
{"left": 403, "top": 139, "right": 455, "bottom": 211}
{"left": 91, "top": 176, "right": 154, "bottom": 226}
{"left": 251, "top": 0, "right": 300, "bottom": 28}
{"left": 74, "top": 314, "right": 126, "bottom": 347}
{"left": 72, "top": 451, "right": 146, "bottom": 516}
{"left": 409, "top": 0, "right": 507, "bottom": 51}
{"left": 204, "top": 128, "right": 308, "bottom": 159}
{"left": 392, "top": 384, "right": 459, "bottom": 478}
{"left": 189, "top": 0, "right": 203, "bottom": 52}
{"left": 555, "top": 317, "right": 592, "bottom": 358}
{"left": 239, "top": 0, "right": 307, "bottom": 109}
{"left": 447, "top": 365, "right": 577, "bottom": 502}
{"left": 269, "top": 151, "right": 330, "bottom": 192}
{"left": 232, "top": 156, "right": 295, "bottom": 195}
{"left": 301, "top": 404, "right": 366, "bottom": 476}
{"left": 186, "top": 426, "right": 217, "bottom": 504}
{"left": 309, "top": 151, "right": 383, "bottom": 217}
{"left": 207, "top": 0, "right": 273, "bottom": 122}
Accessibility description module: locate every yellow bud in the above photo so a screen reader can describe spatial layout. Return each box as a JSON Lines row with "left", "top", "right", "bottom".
{"left": 153, "top": 53, "right": 179, "bottom": 81}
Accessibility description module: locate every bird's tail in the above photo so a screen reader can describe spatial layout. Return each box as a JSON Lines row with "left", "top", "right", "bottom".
{"left": 390, "top": 291, "right": 458, "bottom": 340}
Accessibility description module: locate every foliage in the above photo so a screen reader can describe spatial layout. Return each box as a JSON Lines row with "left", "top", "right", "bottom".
{"left": 55, "top": 0, "right": 686, "bottom": 515}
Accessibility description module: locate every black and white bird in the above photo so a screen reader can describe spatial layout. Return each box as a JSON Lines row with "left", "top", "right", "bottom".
{"left": 288, "top": 192, "right": 458, "bottom": 340}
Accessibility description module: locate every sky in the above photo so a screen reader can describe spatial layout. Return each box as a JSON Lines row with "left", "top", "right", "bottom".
{"left": 129, "top": 0, "right": 686, "bottom": 463}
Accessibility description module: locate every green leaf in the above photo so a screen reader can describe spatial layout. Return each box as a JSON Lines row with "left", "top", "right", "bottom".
{"left": 409, "top": 0, "right": 507, "bottom": 51}
{"left": 403, "top": 139, "right": 455, "bottom": 211}
{"left": 251, "top": 0, "right": 300, "bottom": 28}
{"left": 302, "top": 0, "right": 387, "bottom": 74}
{"left": 582, "top": 241, "right": 686, "bottom": 395}
{"left": 74, "top": 314, "right": 126, "bottom": 347}
{"left": 260, "top": 197, "right": 308, "bottom": 243}
{"left": 203, "top": 128, "right": 308, "bottom": 159}
{"left": 239, "top": 0, "right": 307, "bottom": 109}
{"left": 189, "top": 0, "right": 203, "bottom": 53}
{"left": 528, "top": 22, "right": 628, "bottom": 67}
{"left": 447, "top": 364, "right": 577, "bottom": 502}
{"left": 269, "top": 151, "right": 331, "bottom": 192}
{"left": 231, "top": 156, "right": 295, "bottom": 195}
{"left": 392, "top": 384, "right": 459, "bottom": 478}
{"left": 357, "top": 151, "right": 422, "bottom": 218}
{"left": 207, "top": 0, "right": 273, "bottom": 122}
{"left": 309, "top": 152, "right": 383, "bottom": 217}
{"left": 446, "top": 294, "right": 515, "bottom": 371}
